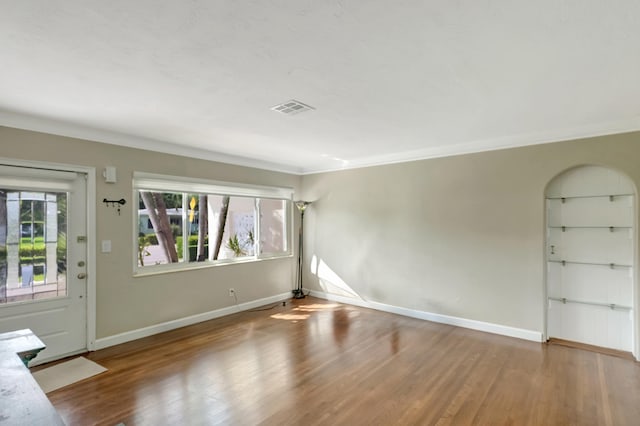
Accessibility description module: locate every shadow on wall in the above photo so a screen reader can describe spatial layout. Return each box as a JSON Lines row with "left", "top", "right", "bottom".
{"left": 310, "top": 255, "right": 361, "bottom": 299}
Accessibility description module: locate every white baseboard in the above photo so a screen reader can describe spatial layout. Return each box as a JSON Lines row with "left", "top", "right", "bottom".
{"left": 94, "top": 290, "right": 543, "bottom": 351}
{"left": 94, "top": 292, "right": 291, "bottom": 350}
{"left": 308, "top": 290, "right": 544, "bottom": 343}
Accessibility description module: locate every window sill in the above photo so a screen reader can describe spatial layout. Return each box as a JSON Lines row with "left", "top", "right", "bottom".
{"left": 133, "top": 253, "right": 293, "bottom": 278}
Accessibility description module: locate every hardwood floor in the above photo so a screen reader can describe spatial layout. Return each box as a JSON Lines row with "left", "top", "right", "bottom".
{"left": 39, "top": 297, "right": 640, "bottom": 425}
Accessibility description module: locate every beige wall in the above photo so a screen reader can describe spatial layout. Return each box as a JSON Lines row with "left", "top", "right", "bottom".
{"left": 301, "top": 131, "right": 640, "bottom": 338}
{"left": 0, "top": 126, "right": 301, "bottom": 338}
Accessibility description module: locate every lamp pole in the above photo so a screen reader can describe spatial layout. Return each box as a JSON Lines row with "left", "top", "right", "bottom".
{"left": 293, "top": 201, "right": 310, "bottom": 299}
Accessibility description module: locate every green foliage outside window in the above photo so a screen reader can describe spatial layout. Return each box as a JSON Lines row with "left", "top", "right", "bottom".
{"left": 176, "top": 235, "right": 209, "bottom": 261}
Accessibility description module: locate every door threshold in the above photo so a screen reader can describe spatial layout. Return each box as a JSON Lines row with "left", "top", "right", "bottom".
{"left": 29, "top": 349, "right": 88, "bottom": 368}
{"left": 547, "top": 338, "right": 635, "bottom": 361}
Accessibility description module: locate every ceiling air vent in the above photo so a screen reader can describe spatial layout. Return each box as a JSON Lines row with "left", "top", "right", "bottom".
{"left": 271, "top": 99, "right": 315, "bottom": 115}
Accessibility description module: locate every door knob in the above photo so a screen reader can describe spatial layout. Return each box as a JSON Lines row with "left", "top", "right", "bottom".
{"left": 77, "top": 273, "right": 87, "bottom": 279}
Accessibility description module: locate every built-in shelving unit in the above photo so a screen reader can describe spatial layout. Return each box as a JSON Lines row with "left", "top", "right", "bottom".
{"left": 546, "top": 166, "right": 634, "bottom": 352}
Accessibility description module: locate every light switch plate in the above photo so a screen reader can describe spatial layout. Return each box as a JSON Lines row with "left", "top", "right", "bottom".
{"left": 101, "top": 240, "right": 112, "bottom": 253}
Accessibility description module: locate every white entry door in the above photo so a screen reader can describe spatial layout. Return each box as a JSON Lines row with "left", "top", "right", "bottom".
{"left": 0, "top": 165, "right": 87, "bottom": 363}
{"left": 546, "top": 165, "right": 635, "bottom": 352}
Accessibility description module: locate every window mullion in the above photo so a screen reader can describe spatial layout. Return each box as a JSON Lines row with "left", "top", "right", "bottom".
{"left": 254, "top": 198, "right": 261, "bottom": 258}
{"left": 182, "top": 194, "right": 189, "bottom": 262}
{"left": 286, "top": 199, "right": 292, "bottom": 253}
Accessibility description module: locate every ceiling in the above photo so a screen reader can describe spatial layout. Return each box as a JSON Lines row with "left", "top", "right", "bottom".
{"left": 1, "top": 1, "right": 639, "bottom": 175}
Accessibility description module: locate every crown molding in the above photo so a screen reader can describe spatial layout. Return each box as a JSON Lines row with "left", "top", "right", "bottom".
{"left": 300, "top": 116, "right": 640, "bottom": 175}
{"left": 2, "top": 109, "right": 639, "bottom": 176}
{"left": 0, "top": 110, "right": 303, "bottom": 175}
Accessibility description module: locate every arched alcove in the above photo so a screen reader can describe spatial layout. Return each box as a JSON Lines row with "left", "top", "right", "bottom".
{"left": 545, "top": 165, "right": 635, "bottom": 353}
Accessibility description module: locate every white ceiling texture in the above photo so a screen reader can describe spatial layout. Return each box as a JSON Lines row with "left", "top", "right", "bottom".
{"left": 1, "top": 1, "right": 639, "bottom": 174}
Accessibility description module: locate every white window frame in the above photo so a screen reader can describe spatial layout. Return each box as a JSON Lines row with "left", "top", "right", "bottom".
{"left": 132, "top": 172, "right": 293, "bottom": 276}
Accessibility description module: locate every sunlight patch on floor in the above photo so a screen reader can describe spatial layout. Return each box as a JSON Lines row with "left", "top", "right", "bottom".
{"left": 294, "top": 303, "right": 340, "bottom": 312}
{"left": 270, "top": 313, "right": 311, "bottom": 322}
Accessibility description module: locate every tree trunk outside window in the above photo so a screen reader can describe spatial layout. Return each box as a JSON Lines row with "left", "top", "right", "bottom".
{"left": 196, "top": 195, "right": 208, "bottom": 261}
{"left": 140, "top": 191, "right": 179, "bottom": 263}
{"left": 212, "top": 196, "right": 229, "bottom": 260}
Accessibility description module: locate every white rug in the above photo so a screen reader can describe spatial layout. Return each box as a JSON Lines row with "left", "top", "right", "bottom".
{"left": 32, "top": 356, "right": 107, "bottom": 393}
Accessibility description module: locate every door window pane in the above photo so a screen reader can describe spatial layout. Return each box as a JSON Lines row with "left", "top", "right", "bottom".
{"left": 0, "top": 190, "right": 67, "bottom": 304}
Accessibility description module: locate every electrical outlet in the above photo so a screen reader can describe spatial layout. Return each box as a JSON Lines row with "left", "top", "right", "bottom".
{"left": 228, "top": 288, "right": 235, "bottom": 297}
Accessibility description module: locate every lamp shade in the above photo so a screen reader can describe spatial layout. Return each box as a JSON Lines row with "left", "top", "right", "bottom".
{"left": 295, "top": 201, "right": 311, "bottom": 212}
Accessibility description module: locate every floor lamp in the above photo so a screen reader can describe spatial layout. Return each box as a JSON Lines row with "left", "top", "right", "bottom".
{"left": 293, "top": 201, "right": 311, "bottom": 299}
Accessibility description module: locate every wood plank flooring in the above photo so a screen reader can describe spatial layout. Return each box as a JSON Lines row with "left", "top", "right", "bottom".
{"left": 37, "top": 297, "right": 640, "bottom": 425}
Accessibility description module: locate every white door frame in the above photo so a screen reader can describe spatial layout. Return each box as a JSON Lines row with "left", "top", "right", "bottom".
{"left": 543, "top": 164, "right": 638, "bottom": 361}
{"left": 0, "top": 157, "right": 96, "bottom": 351}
